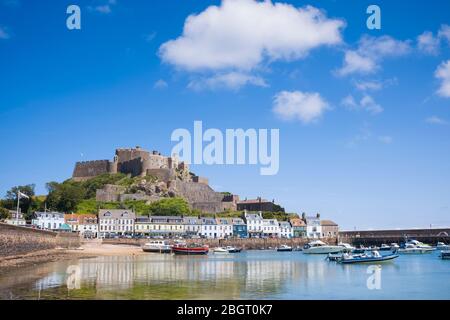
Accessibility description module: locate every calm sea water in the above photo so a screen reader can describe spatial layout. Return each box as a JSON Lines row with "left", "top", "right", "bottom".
{"left": 0, "top": 250, "right": 448, "bottom": 300}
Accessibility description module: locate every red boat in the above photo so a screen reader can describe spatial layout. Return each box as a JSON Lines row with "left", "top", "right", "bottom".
{"left": 172, "top": 243, "right": 209, "bottom": 255}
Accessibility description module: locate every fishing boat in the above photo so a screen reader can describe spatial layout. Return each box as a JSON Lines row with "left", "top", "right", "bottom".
{"left": 338, "top": 251, "right": 399, "bottom": 264}
{"left": 303, "top": 240, "right": 344, "bottom": 254}
{"left": 440, "top": 250, "right": 450, "bottom": 260}
{"left": 142, "top": 240, "right": 172, "bottom": 253}
{"left": 398, "top": 240, "right": 435, "bottom": 254}
{"left": 277, "top": 244, "right": 293, "bottom": 252}
{"left": 213, "top": 247, "right": 229, "bottom": 254}
{"left": 436, "top": 242, "right": 450, "bottom": 250}
{"left": 226, "top": 246, "right": 242, "bottom": 253}
{"left": 172, "top": 243, "right": 209, "bottom": 255}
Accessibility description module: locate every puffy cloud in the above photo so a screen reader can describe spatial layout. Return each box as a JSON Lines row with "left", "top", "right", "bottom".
{"left": 438, "top": 24, "right": 450, "bottom": 43}
{"left": 337, "top": 35, "right": 411, "bottom": 76}
{"left": 153, "top": 79, "right": 168, "bottom": 89}
{"left": 160, "top": 0, "right": 345, "bottom": 72}
{"left": 273, "top": 90, "right": 329, "bottom": 124}
{"left": 0, "top": 26, "right": 10, "bottom": 39}
{"left": 188, "top": 72, "right": 267, "bottom": 91}
{"left": 417, "top": 31, "right": 440, "bottom": 55}
{"left": 435, "top": 60, "right": 450, "bottom": 98}
{"left": 341, "top": 94, "right": 383, "bottom": 115}
{"left": 426, "top": 116, "right": 448, "bottom": 125}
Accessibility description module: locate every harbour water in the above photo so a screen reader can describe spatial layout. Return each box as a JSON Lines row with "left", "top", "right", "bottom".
{"left": 0, "top": 250, "right": 448, "bottom": 300}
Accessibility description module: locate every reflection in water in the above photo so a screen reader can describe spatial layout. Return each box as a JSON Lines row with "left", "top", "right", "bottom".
{"left": 0, "top": 251, "right": 448, "bottom": 300}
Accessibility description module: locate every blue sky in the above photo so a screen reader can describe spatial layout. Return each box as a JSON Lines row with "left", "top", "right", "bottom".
{"left": 1, "top": 0, "right": 450, "bottom": 230}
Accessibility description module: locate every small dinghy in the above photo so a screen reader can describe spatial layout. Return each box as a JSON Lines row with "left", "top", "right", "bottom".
{"left": 213, "top": 247, "right": 229, "bottom": 254}
{"left": 225, "top": 246, "right": 242, "bottom": 253}
{"left": 277, "top": 245, "right": 293, "bottom": 252}
{"left": 338, "top": 251, "right": 399, "bottom": 264}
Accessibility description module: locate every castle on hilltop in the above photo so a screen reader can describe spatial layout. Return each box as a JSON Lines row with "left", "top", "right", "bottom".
{"left": 72, "top": 146, "right": 191, "bottom": 182}
{"left": 72, "top": 147, "right": 238, "bottom": 213}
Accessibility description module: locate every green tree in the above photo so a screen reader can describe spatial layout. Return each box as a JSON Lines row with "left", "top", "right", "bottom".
{"left": 46, "top": 182, "right": 86, "bottom": 213}
{"left": 3, "top": 184, "right": 35, "bottom": 217}
{"left": 148, "top": 198, "right": 191, "bottom": 216}
{"left": 0, "top": 207, "right": 11, "bottom": 220}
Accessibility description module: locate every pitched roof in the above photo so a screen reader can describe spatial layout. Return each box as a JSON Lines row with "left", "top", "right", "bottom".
{"left": 320, "top": 220, "right": 338, "bottom": 226}
{"left": 290, "top": 218, "right": 306, "bottom": 227}
{"left": 98, "top": 209, "right": 135, "bottom": 219}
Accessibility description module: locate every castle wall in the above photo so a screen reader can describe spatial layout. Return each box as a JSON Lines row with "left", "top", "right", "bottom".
{"left": 96, "top": 184, "right": 126, "bottom": 202}
{"left": 146, "top": 168, "right": 175, "bottom": 182}
{"left": 72, "top": 160, "right": 111, "bottom": 181}
{"left": 192, "top": 176, "right": 209, "bottom": 185}
{"left": 115, "top": 148, "right": 150, "bottom": 163}
{"left": 118, "top": 158, "right": 143, "bottom": 177}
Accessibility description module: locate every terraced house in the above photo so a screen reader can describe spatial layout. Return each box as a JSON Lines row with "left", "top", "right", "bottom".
{"left": 98, "top": 209, "right": 135, "bottom": 237}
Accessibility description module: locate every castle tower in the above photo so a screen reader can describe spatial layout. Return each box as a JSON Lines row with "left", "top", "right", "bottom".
{"left": 109, "top": 155, "right": 118, "bottom": 174}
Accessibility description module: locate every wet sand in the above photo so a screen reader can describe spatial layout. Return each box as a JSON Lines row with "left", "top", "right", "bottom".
{"left": 0, "top": 243, "right": 144, "bottom": 274}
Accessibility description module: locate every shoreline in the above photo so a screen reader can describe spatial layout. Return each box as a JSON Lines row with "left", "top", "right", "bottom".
{"left": 0, "top": 243, "right": 146, "bottom": 274}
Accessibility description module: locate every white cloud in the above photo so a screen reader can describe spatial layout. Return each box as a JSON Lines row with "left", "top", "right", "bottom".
{"left": 160, "top": 0, "right": 345, "bottom": 72}
{"left": 88, "top": 0, "right": 117, "bottom": 14}
{"left": 426, "top": 116, "right": 448, "bottom": 125}
{"left": 360, "top": 95, "right": 383, "bottom": 114}
{"left": 417, "top": 31, "right": 440, "bottom": 55}
{"left": 153, "top": 79, "right": 168, "bottom": 89}
{"left": 188, "top": 72, "right": 268, "bottom": 91}
{"left": 435, "top": 60, "right": 450, "bottom": 98}
{"left": 378, "top": 135, "right": 393, "bottom": 144}
{"left": 354, "top": 78, "right": 397, "bottom": 91}
{"left": 438, "top": 24, "right": 450, "bottom": 43}
{"left": 338, "top": 35, "right": 411, "bottom": 76}
{"left": 341, "top": 94, "right": 383, "bottom": 115}
{"left": 273, "top": 90, "right": 329, "bottom": 124}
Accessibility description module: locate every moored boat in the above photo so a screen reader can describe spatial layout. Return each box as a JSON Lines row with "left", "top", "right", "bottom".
{"left": 339, "top": 251, "right": 399, "bottom": 264}
{"left": 277, "top": 244, "right": 293, "bottom": 252}
{"left": 225, "top": 246, "right": 242, "bottom": 253}
{"left": 440, "top": 250, "right": 450, "bottom": 260}
{"left": 142, "top": 240, "right": 172, "bottom": 253}
{"left": 379, "top": 244, "right": 392, "bottom": 251}
{"left": 338, "top": 242, "right": 355, "bottom": 252}
{"left": 398, "top": 240, "right": 435, "bottom": 254}
{"left": 303, "top": 240, "right": 344, "bottom": 254}
{"left": 213, "top": 247, "right": 229, "bottom": 254}
{"left": 172, "top": 243, "right": 209, "bottom": 255}
{"left": 436, "top": 242, "right": 450, "bottom": 250}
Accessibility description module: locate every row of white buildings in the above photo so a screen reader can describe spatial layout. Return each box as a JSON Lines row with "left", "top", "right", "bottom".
{"left": 29, "top": 210, "right": 338, "bottom": 239}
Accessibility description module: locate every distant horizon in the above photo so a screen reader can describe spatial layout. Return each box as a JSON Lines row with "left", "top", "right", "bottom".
{"left": 1, "top": 0, "right": 450, "bottom": 230}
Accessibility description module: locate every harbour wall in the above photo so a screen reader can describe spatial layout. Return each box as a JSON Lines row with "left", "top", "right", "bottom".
{"left": 0, "top": 223, "right": 80, "bottom": 257}
{"left": 339, "top": 228, "right": 450, "bottom": 246}
{"left": 103, "top": 237, "right": 338, "bottom": 249}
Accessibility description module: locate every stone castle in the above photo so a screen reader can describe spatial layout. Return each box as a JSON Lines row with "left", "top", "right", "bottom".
{"left": 72, "top": 147, "right": 239, "bottom": 213}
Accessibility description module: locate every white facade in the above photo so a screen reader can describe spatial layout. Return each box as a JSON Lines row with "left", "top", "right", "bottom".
{"left": 98, "top": 209, "right": 135, "bottom": 237}
{"left": 305, "top": 216, "right": 322, "bottom": 239}
{"left": 32, "top": 212, "right": 65, "bottom": 230}
{"left": 245, "top": 211, "right": 263, "bottom": 237}
{"left": 183, "top": 217, "right": 202, "bottom": 235}
{"left": 199, "top": 218, "right": 219, "bottom": 239}
{"left": 216, "top": 218, "right": 233, "bottom": 239}
{"left": 279, "top": 222, "right": 293, "bottom": 238}
{"left": 261, "top": 219, "right": 280, "bottom": 237}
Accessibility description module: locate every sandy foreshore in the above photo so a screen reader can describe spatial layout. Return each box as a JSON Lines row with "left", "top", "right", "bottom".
{"left": 0, "top": 243, "right": 145, "bottom": 274}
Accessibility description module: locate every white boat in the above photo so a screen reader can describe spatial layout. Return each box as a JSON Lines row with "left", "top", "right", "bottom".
{"left": 338, "top": 242, "right": 355, "bottom": 252}
{"left": 213, "top": 247, "right": 229, "bottom": 254}
{"left": 436, "top": 242, "right": 450, "bottom": 250}
{"left": 398, "top": 240, "right": 435, "bottom": 254}
{"left": 440, "top": 250, "right": 450, "bottom": 260}
{"left": 303, "top": 240, "right": 345, "bottom": 254}
{"left": 142, "top": 240, "right": 172, "bottom": 253}
{"left": 390, "top": 243, "right": 400, "bottom": 250}
{"left": 379, "top": 244, "right": 391, "bottom": 251}
{"left": 225, "top": 246, "right": 242, "bottom": 253}
{"left": 277, "top": 244, "right": 293, "bottom": 252}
